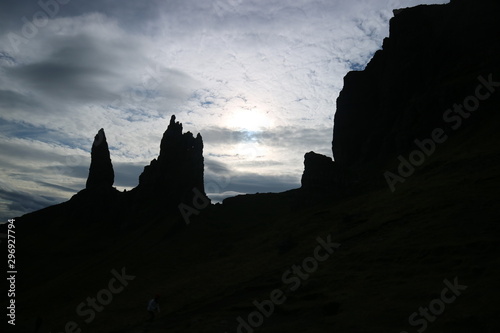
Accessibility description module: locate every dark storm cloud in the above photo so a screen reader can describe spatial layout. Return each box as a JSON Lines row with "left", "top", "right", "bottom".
{"left": 6, "top": 61, "right": 116, "bottom": 102}
{"left": 0, "top": 186, "right": 62, "bottom": 221}
{"left": 0, "top": 0, "right": 36, "bottom": 33}
{"left": 0, "top": 52, "right": 16, "bottom": 65}
{"left": 0, "top": 90, "right": 36, "bottom": 110}
{"left": 0, "top": 135, "right": 86, "bottom": 166}
{"left": 3, "top": 32, "right": 135, "bottom": 102}
{"left": 35, "top": 180, "right": 79, "bottom": 194}
{"left": 205, "top": 158, "right": 233, "bottom": 175}
{"left": 0, "top": 0, "right": 169, "bottom": 35}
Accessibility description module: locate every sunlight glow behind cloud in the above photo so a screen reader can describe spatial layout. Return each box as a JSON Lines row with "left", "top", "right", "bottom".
{"left": 227, "top": 109, "right": 273, "bottom": 131}
{"left": 0, "top": 0, "right": 450, "bottom": 221}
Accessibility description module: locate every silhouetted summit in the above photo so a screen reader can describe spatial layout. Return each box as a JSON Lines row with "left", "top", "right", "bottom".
{"left": 86, "top": 128, "right": 114, "bottom": 190}
{"left": 137, "top": 115, "right": 206, "bottom": 203}
{"left": 301, "top": 0, "right": 500, "bottom": 189}
{"left": 16, "top": 115, "right": 207, "bottom": 226}
{"left": 333, "top": 0, "right": 500, "bottom": 170}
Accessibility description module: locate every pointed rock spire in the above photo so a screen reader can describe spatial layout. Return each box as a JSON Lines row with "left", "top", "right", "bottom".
{"left": 86, "top": 128, "right": 114, "bottom": 189}
{"left": 138, "top": 115, "right": 206, "bottom": 200}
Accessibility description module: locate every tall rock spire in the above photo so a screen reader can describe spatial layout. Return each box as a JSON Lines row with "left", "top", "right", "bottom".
{"left": 86, "top": 128, "right": 114, "bottom": 189}
{"left": 138, "top": 115, "right": 206, "bottom": 204}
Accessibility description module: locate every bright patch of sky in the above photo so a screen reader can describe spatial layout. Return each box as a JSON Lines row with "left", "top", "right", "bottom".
{"left": 0, "top": 0, "right": 450, "bottom": 221}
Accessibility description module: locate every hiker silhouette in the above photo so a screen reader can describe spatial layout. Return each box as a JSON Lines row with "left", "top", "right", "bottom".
{"left": 147, "top": 295, "right": 160, "bottom": 321}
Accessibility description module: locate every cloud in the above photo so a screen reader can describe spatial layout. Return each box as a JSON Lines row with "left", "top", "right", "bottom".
{"left": 0, "top": 0, "right": 451, "bottom": 220}
{"left": 0, "top": 185, "right": 62, "bottom": 221}
{"left": 205, "top": 168, "right": 301, "bottom": 203}
{"left": 6, "top": 60, "right": 117, "bottom": 102}
{"left": 0, "top": 89, "right": 36, "bottom": 110}
{"left": 225, "top": 172, "right": 300, "bottom": 194}
{"left": 0, "top": 12, "right": 197, "bottom": 130}
{"left": 113, "top": 162, "right": 144, "bottom": 189}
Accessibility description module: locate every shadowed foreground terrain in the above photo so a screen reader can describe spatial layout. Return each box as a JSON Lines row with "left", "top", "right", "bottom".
{"left": 8, "top": 108, "right": 500, "bottom": 333}
{"left": 3, "top": 0, "right": 500, "bottom": 332}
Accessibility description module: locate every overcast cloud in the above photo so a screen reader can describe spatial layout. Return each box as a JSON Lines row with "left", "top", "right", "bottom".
{"left": 0, "top": 0, "right": 449, "bottom": 221}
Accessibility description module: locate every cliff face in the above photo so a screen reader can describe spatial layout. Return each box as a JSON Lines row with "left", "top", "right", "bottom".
{"left": 332, "top": 0, "right": 500, "bottom": 170}
{"left": 300, "top": 0, "right": 500, "bottom": 190}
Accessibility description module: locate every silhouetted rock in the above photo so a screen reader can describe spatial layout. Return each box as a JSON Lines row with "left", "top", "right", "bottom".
{"left": 137, "top": 115, "right": 208, "bottom": 207}
{"left": 333, "top": 0, "right": 500, "bottom": 170}
{"left": 301, "top": 152, "right": 338, "bottom": 192}
{"left": 86, "top": 128, "right": 114, "bottom": 190}
{"left": 9, "top": 3, "right": 500, "bottom": 332}
{"left": 15, "top": 116, "right": 209, "bottom": 228}
{"left": 301, "top": 0, "right": 500, "bottom": 190}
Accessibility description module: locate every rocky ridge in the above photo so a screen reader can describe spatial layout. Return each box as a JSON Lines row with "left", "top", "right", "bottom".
{"left": 17, "top": 115, "right": 207, "bottom": 227}
{"left": 301, "top": 0, "right": 500, "bottom": 189}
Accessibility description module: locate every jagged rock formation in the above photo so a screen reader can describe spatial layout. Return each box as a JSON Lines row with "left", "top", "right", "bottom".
{"left": 301, "top": 152, "right": 338, "bottom": 192}
{"left": 86, "top": 128, "right": 114, "bottom": 189}
{"left": 332, "top": 0, "right": 500, "bottom": 170}
{"left": 135, "top": 115, "right": 207, "bottom": 206}
{"left": 301, "top": 0, "right": 500, "bottom": 189}
{"left": 21, "top": 115, "right": 208, "bottom": 226}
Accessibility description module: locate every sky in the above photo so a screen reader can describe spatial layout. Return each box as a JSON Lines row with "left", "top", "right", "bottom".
{"left": 0, "top": 0, "right": 450, "bottom": 221}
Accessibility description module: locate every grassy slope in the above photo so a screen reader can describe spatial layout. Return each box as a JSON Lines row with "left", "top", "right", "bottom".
{"left": 9, "top": 99, "right": 500, "bottom": 333}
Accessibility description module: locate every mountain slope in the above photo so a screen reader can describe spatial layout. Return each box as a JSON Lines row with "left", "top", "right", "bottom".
{"left": 3, "top": 0, "right": 500, "bottom": 332}
{"left": 8, "top": 105, "right": 500, "bottom": 332}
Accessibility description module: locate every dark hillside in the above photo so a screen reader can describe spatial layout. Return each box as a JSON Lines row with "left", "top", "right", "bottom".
{"left": 3, "top": 0, "right": 500, "bottom": 332}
